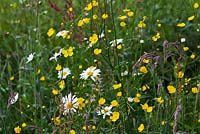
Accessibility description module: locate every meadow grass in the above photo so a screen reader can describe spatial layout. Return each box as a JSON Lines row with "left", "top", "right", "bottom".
{"left": 0, "top": 0, "right": 200, "bottom": 133}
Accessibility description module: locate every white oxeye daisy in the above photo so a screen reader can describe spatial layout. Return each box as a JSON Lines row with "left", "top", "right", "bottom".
{"left": 58, "top": 67, "right": 71, "bottom": 79}
{"left": 97, "top": 105, "right": 112, "bottom": 119}
{"left": 56, "top": 30, "right": 69, "bottom": 38}
{"left": 61, "top": 93, "right": 78, "bottom": 115}
{"left": 127, "top": 97, "right": 133, "bottom": 102}
{"left": 180, "top": 38, "right": 186, "bottom": 43}
{"left": 49, "top": 48, "right": 63, "bottom": 61}
{"left": 110, "top": 38, "right": 123, "bottom": 47}
{"left": 80, "top": 66, "right": 101, "bottom": 82}
{"left": 26, "top": 52, "right": 35, "bottom": 63}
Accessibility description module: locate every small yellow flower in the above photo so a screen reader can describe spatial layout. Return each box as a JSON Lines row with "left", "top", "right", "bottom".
{"left": 10, "top": 76, "right": 14, "bottom": 81}
{"left": 54, "top": 117, "right": 61, "bottom": 125}
{"left": 102, "top": 13, "right": 108, "bottom": 19}
{"left": 110, "top": 111, "right": 120, "bottom": 122}
{"left": 143, "top": 59, "right": 149, "bottom": 64}
{"left": 177, "top": 71, "right": 184, "bottom": 78}
{"left": 141, "top": 103, "right": 148, "bottom": 110}
{"left": 92, "top": 125, "right": 96, "bottom": 130}
{"left": 22, "top": 122, "right": 27, "bottom": 127}
{"left": 79, "top": 65, "right": 82, "bottom": 69}
{"left": 77, "top": 97, "right": 86, "bottom": 110}
{"left": 52, "top": 89, "right": 59, "bottom": 95}
{"left": 139, "top": 66, "right": 148, "bottom": 74}
{"left": 94, "top": 48, "right": 102, "bottom": 55}
{"left": 177, "top": 23, "right": 186, "bottom": 27}
{"left": 93, "top": 14, "right": 98, "bottom": 20}
{"left": 127, "top": 11, "right": 134, "bottom": 17}
{"left": 117, "top": 91, "right": 122, "bottom": 97}
{"left": 133, "top": 97, "right": 140, "bottom": 103}
{"left": 120, "top": 22, "right": 126, "bottom": 27}
{"left": 84, "top": 3, "right": 92, "bottom": 11}
{"left": 59, "top": 80, "right": 65, "bottom": 89}
{"left": 142, "top": 84, "right": 150, "bottom": 91}
{"left": 138, "top": 21, "right": 146, "bottom": 28}
{"left": 118, "top": 15, "right": 127, "bottom": 20}
{"left": 198, "top": 118, "right": 200, "bottom": 123}
{"left": 83, "top": 18, "right": 90, "bottom": 24}
{"left": 14, "top": 126, "right": 21, "bottom": 134}
{"left": 111, "top": 100, "right": 119, "bottom": 107}
{"left": 40, "top": 76, "right": 45, "bottom": 81}
{"left": 69, "top": 129, "right": 76, "bottom": 134}
{"left": 107, "top": 29, "right": 112, "bottom": 33}
{"left": 117, "top": 44, "right": 123, "bottom": 49}
{"left": 188, "top": 15, "right": 195, "bottom": 21}
{"left": 98, "top": 97, "right": 106, "bottom": 105}
{"left": 68, "top": 7, "right": 73, "bottom": 12}
{"left": 167, "top": 85, "right": 176, "bottom": 94}
{"left": 92, "top": 0, "right": 98, "bottom": 7}
{"left": 157, "top": 23, "right": 161, "bottom": 27}
{"left": 47, "top": 28, "right": 55, "bottom": 37}
{"left": 190, "top": 53, "right": 195, "bottom": 59}
{"left": 192, "top": 87, "right": 198, "bottom": 94}
{"left": 194, "top": 2, "right": 199, "bottom": 9}
{"left": 89, "top": 34, "right": 98, "bottom": 45}
{"left": 161, "top": 121, "right": 166, "bottom": 126}
{"left": 146, "top": 106, "right": 153, "bottom": 113}
{"left": 78, "top": 20, "right": 84, "bottom": 27}
{"left": 56, "top": 64, "right": 62, "bottom": 71}
{"left": 138, "top": 124, "right": 144, "bottom": 132}
{"left": 183, "top": 47, "right": 189, "bottom": 51}
{"left": 113, "top": 83, "right": 122, "bottom": 89}
{"left": 157, "top": 97, "right": 164, "bottom": 104}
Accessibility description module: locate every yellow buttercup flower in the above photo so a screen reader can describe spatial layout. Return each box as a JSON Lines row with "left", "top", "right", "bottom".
{"left": 22, "top": 122, "right": 27, "bottom": 127}
{"left": 177, "top": 23, "right": 185, "bottom": 27}
{"left": 194, "top": 3, "right": 199, "bottom": 9}
{"left": 146, "top": 106, "right": 153, "bottom": 113}
{"left": 102, "top": 13, "right": 108, "bottom": 19}
{"left": 69, "top": 129, "right": 76, "bottom": 134}
{"left": 110, "top": 111, "right": 120, "bottom": 122}
{"left": 120, "top": 22, "right": 126, "bottom": 27}
{"left": 127, "top": 11, "right": 134, "bottom": 17}
{"left": 40, "top": 76, "right": 45, "bottom": 81}
{"left": 177, "top": 71, "right": 184, "bottom": 78}
{"left": 113, "top": 83, "right": 122, "bottom": 89}
{"left": 52, "top": 89, "right": 59, "bottom": 95}
{"left": 78, "top": 20, "right": 84, "bottom": 27}
{"left": 94, "top": 48, "right": 102, "bottom": 55}
{"left": 192, "top": 87, "right": 198, "bottom": 94}
{"left": 14, "top": 126, "right": 21, "bottom": 134}
{"left": 84, "top": 3, "right": 92, "bottom": 11}
{"left": 190, "top": 53, "right": 195, "bottom": 59}
{"left": 56, "top": 64, "right": 62, "bottom": 71}
{"left": 157, "top": 97, "right": 164, "bottom": 104}
{"left": 117, "top": 91, "right": 122, "bottom": 97}
{"left": 111, "top": 100, "right": 119, "bottom": 107}
{"left": 183, "top": 47, "right": 189, "bottom": 51}
{"left": 47, "top": 28, "right": 55, "bottom": 37}
{"left": 10, "top": 76, "right": 14, "bottom": 81}
{"left": 98, "top": 97, "right": 106, "bottom": 105}
{"left": 138, "top": 124, "right": 144, "bottom": 132}
{"left": 167, "top": 85, "right": 176, "bottom": 94}
{"left": 139, "top": 66, "right": 148, "bottom": 74}
{"left": 89, "top": 34, "right": 98, "bottom": 45}
{"left": 188, "top": 15, "right": 195, "bottom": 21}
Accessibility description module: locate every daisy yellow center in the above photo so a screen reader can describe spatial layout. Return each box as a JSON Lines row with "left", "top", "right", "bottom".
{"left": 87, "top": 71, "right": 93, "bottom": 76}
{"left": 62, "top": 72, "right": 67, "bottom": 77}
{"left": 66, "top": 102, "right": 73, "bottom": 109}
{"left": 103, "top": 108, "right": 109, "bottom": 113}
